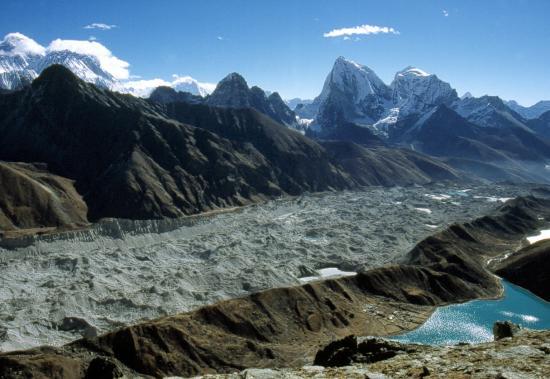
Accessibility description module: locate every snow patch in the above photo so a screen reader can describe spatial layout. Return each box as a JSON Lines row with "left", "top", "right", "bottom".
{"left": 415, "top": 208, "right": 432, "bottom": 214}
{"left": 473, "top": 196, "right": 513, "bottom": 203}
{"left": 298, "top": 267, "right": 356, "bottom": 283}
{"left": 425, "top": 194, "right": 452, "bottom": 201}
{"left": 526, "top": 229, "right": 550, "bottom": 244}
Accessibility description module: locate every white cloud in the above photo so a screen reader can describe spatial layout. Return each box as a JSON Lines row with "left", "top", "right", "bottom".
{"left": 47, "top": 39, "right": 130, "bottom": 79}
{"left": 323, "top": 24, "right": 399, "bottom": 38}
{"left": 216, "top": 36, "right": 224, "bottom": 41}
{"left": 0, "top": 32, "right": 46, "bottom": 56}
{"left": 443, "top": 10, "right": 449, "bottom": 17}
{"left": 118, "top": 78, "right": 171, "bottom": 97}
{"left": 84, "top": 23, "right": 117, "bottom": 30}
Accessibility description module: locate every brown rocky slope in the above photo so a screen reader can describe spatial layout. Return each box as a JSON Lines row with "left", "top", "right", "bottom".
{"left": 0, "top": 161, "right": 88, "bottom": 234}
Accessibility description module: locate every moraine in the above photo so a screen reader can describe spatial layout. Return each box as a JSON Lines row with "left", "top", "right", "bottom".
{"left": 0, "top": 183, "right": 546, "bottom": 351}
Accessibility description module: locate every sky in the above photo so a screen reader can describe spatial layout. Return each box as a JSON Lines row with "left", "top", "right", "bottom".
{"left": 1, "top": 0, "right": 549, "bottom": 105}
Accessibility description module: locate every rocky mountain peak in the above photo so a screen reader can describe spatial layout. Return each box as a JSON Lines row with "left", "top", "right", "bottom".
{"left": 325, "top": 56, "right": 389, "bottom": 102}
{"left": 206, "top": 72, "right": 252, "bottom": 108}
{"left": 391, "top": 66, "right": 457, "bottom": 117}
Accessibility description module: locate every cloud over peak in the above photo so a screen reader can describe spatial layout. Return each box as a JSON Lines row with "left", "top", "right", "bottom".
{"left": 47, "top": 39, "right": 129, "bottom": 79}
{"left": 323, "top": 24, "right": 399, "bottom": 38}
{"left": 84, "top": 23, "right": 117, "bottom": 30}
{"left": 0, "top": 32, "right": 46, "bottom": 56}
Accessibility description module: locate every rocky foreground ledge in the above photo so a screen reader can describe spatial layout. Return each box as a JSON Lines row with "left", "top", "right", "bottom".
{"left": 1, "top": 196, "right": 549, "bottom": 378}
{"left": 199, "top": 324, "right": 550, "bottom": 379}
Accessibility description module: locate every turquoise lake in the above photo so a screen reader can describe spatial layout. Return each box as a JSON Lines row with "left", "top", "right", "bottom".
{"left": 391, "top": 280, "right": 550, "bottom": 345}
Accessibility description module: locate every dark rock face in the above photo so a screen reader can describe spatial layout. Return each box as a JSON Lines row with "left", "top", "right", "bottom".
{"left": 308, "top": 122, "right": 385, "bottom": 147}
{"left": 405, "top": 105, "right": 550, "bottom": 162}
{"left": 313, "top": 336, "right": 406, "bottom": 367}
{"left": 321, "top": 141, "right": 462, "bottom": 186}
{"left": 493, "top": 321, "right": 521, "bottom": 340}
{"left": 59, "top": 317, "right": 98, "bottom": 338}
{"left": 2, "top": 196, "right": 549, "bottom": 378}
{"left": 527, "top": 110, "right": 550, "bottom": 139}
{"left": 147, "top": 100, "right": 356, "bottom": 196}
{"left": 204, "top": 73, "right": 298, "bottom": 127}
{"left": 401, "top": 105, "right": 550, "bottom": 183}
{"left": 85, "top": 357, "right": 123, "bottom": 379}
{"left": 0, "top": 161, "right": 88, "bottom": 232}
{"left": 148, "top": 86, "right": 203, "bottom": 104}
{"left": 493, "top": 239, "right": 550, "bottom": 301}
{"left": 314, "top": 335, "right": 358, "bottom": 367}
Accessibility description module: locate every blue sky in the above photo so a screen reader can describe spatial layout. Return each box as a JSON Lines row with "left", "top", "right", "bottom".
{"left": 1, "top": 0, "right": 549, "bottom": 105}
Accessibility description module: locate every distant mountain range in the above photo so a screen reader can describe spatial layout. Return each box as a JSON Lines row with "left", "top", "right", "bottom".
{"left": 149, "top": 72, "right": 300, "bottom": 129}
{"left": 0, "top": 33, "right": 215, "bottom": 97}
{"left": 0, "top": 65, "right": 463, "bottom": 230}
{"left": 1, "top": 32, "right": 550, "bottom": 230}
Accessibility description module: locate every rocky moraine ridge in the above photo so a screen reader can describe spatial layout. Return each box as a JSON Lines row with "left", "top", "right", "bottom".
{"left": 1, "top": 195, "right": 549, "bottom": 378}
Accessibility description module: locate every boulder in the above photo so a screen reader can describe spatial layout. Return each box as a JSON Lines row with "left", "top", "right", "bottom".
{"left": 493, "top": 321, "right": 520, "bottom": 340}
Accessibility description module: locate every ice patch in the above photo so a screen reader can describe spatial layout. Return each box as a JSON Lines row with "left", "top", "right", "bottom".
{"left": 526, "top": 229, "right": 550, "bottom": 244}
{"left": 500, "top": 311, "right": 540, "bottom": 323}
{"left": 298, "top": 267, "right": 356, "bottom": 283}
{"left": 425, "top": 194, "right": 452, "bottom": 201}
{"left": 415, "top": 208, "right": 432, "bottom": 214}
{"left": 473, "top": 196, "right": 513, "bottom": 203}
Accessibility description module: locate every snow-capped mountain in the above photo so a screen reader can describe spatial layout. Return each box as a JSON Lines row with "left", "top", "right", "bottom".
{"left": 171, "top": 75, "right": 216, "bottom": 97}
{"left": 0, "top": 33, "right": 44, "bottom": 89}
{"left": 303, "top": 57, "right": 457, "bottom": 137}
{"left": 0, "top": 33, "right": 216, "bottom": 98}
{"left": 34, "top": 50, "right": 117, "bottom": 88}
{"left": 451, "top": 95, "right": 529, "bottom": 130}
{"left": 390, "top": 66, "right": 457, "bottom": 117}
{"left": 506, "top": 100, "right": 550, "bottom": 119}
{"left": 313, "top": 57, "right": 392, "bottom": 129}
{"left": 0, "top": 33, "right": 119, "bottom": 91}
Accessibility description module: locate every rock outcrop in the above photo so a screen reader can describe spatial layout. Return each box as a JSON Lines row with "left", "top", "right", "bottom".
{"left": 493, "top": 321, "right": 521, "bottom": 340}
{"left": 494, "top": 239, "right": 550, "bottom": 301}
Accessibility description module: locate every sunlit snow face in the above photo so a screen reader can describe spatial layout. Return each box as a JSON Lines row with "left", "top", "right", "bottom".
{"left": 526, "top": 229, "right": 550, "bottom": 244}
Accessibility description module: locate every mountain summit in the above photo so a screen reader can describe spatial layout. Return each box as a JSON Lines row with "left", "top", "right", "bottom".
{"left": 390, "top": 66, "right": 457, "bottom": 117}
{"left": 313, "top": 57, "right": 392, "bottom": 128}
{"left": 0, "top": 33, "right": 118, "bottom": 90}
{"left": 205, "top": 72, "right": 298, "bottom": 127}
{"left": 298, "top": 57, "right": 457, "bottom": 137}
